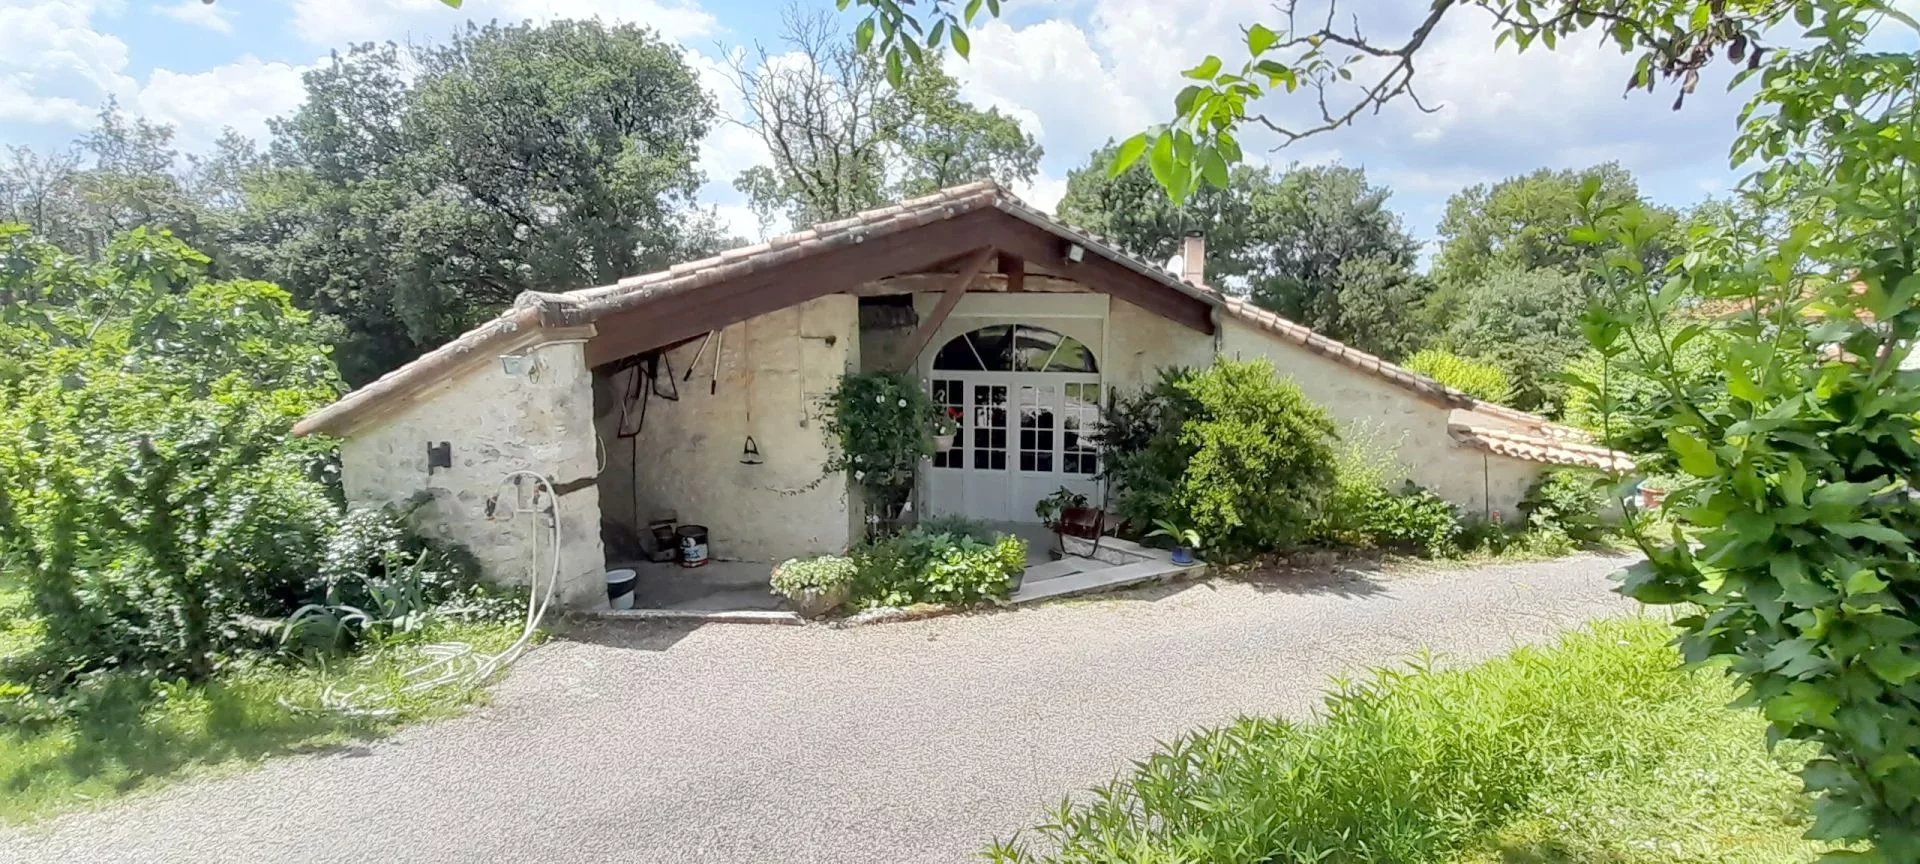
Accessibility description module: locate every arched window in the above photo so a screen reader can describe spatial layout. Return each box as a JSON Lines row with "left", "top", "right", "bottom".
{"left": 932, "top": 324, "right": 1099, "bottom": 373}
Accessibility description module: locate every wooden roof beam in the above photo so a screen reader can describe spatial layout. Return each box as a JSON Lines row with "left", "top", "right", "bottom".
{"left": 895, "top": 246, "right": 995, "bottom": 370}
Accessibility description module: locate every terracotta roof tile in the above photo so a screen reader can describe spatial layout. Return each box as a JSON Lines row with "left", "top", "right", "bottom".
{"left": 295, "top": 178, "right": 1613, "bottom": 451}
{"left": 1447, "top": 422, "right": 1633, "bottom": 471}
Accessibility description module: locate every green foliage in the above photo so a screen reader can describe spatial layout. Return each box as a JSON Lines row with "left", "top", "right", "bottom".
{"left": 1439, "top": 267, "right": 1590, "bottom": 412}
{"left": 0, "top": 616, "right": 524, "bottom": 824}
{"left": 1561, "top": 325, "right": 1725, "bottom": 454}
{"left": 1313, "top": 429, "right": 1464, "bottom": 557}
{"left": 281, "top": 507, "right": 498, "bottom": 660}
{"left": 1430, "top": 164, "right": 1680, "bottom": 295}
{"left": 769, "top": 555, "right": 859, "bottom": 597}
{"left": 1403, "top": 348, "right": 1513, "bottom": 404}
{"left": 1570, "top": 5, "right": 1920, "bottom": 852}
{"left": 1320, "top": 482, "right": 1464, "bottom": 559}
{"left": 1519, "top": 470, "right": 1610, "bottom": 544}
{"left": 1058, "top": 153, "right": 1428, "bottom": 359}
{"left": 818, "top": 372, "right": 939, "bottom": 521}
{"left": 1103, "top": 361, "right": 1338, "bottom": 560}
{"left": 849, "top": 529, "right": 1025, "bottom": 608}
{"left": 915, "top": 514, "right": 999, "bottom": 544}
{"left": 246, "top": 21, "right": 721, "bottom": 384}
{"left": 0, "top": 224, "right": 343, "bottom": 682}
{"left": 985, "top": 620, "right": 1824, "bottom": 863}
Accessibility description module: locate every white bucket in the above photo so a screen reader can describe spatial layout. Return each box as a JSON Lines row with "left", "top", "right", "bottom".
{"left": 605, "top": 568, "right": 638, "bottom": 610}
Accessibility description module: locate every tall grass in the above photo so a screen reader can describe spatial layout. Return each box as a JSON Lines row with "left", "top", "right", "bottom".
{"left": 987, "top": 619, "right": 1825, "bottom": 863}
{"left": 1, "top": 568, "right": 524, "bottom": 824}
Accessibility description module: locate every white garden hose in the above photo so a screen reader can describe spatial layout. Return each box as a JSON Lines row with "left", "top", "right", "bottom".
{"left": 286, "top": 470, "right": 562, "bottom": 716}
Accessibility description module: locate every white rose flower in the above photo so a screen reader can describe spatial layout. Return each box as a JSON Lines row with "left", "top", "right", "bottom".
{"left": 897, "top": 398, "right": 907, "bottom": 407}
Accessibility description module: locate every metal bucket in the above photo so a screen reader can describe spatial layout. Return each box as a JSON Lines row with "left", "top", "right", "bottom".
{"left": 677, "top": 525, "right": 710, "bottom": 568}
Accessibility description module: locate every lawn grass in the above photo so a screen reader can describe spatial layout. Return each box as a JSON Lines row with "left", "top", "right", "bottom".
{"left": 0, "top": 574, "right": 527, "bottom": 825}
{"left": 987, "top": 617, "right": 1831, "bottom": 864}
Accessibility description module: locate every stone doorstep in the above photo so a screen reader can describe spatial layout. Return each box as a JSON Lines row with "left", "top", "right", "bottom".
{"left": 1010, "top": 558, "right": 1206, "bottom": 605}
{"left": 585, "top": 608, "right": 804, "bottom": 626}
{"left": 1061, "top": 534, "right": 1161, "bottom": 567}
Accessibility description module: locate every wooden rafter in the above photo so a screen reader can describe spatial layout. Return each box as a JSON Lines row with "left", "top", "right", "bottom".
{"left": 999, "top": 251, "right": 1026, "bottom": 293}
{"left": 896, "top": 246, "right": 995, "bottom": 370}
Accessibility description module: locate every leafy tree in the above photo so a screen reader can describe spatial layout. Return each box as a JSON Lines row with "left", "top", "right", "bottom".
{"left": 1431, "top": 163, "right": 1677, "bottom": 292}
{"left": 0, "top": 104, "right": 231, "bottom": 265}
{"left": 727, "top": 7, "right": 1041, "bottom": 228}
{"left": 242, "top": 21, "right": 722, "bottom": 384}
{"left": 1058, "top": 151, "right": 1424, "bottom": 357}
{"left": 1240, "top": 164, "right": 1423, "bottom": 347}
{"left": 1439, "top": 267, "right": 1588, "bottom": 412}
{"left": 890, "top": 61, "right": 1042, "bottom": 196}
{"left": 0, "top": 224, "right": 342, "bottom": 681}
{"left": 1055, "top": 141, "right": 1264, "bottom": 278}
{"left": 1403, "top": 348, "right": 1513, "bottom": 404}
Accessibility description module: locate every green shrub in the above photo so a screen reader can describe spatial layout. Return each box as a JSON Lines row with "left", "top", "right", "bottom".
{"left": 769, "top": 555, "right": 858, "bottom": 597}
{"left": 818, "top": 372, "right": 938, "bottom": 524}
{"left": 1103, "top": 360, "right": 1338, "bottom": 560}
{"left": 850, "top": 529, "right": 1026, "bottom": 608}
{"left": 0, "top": 226, "right": 344, "bottom": 683}
{"left": 1520, "top": 469, "right": 1611, "bottom": 543}
{"left": 1560, "top": 328, "right": 1722, "bottom": 453}
{"left": 985, "top": 619, "right": 1809, "bottom": 863}
{"left": 281, "top": 506, "right": 499, "bottom": 660}
{"left": 1404, "top": 348, "right": 1514, "bottom": 403}
{"left": 1313, "top": 428, "right": 1463, "bottom": 557}
{"left": 913, "top": 515, "right": 999, "bottom": 544}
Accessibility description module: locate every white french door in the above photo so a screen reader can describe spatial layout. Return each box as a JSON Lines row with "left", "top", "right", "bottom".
{"left": 924, "top": 372, "right": 1102, "bottom": 523}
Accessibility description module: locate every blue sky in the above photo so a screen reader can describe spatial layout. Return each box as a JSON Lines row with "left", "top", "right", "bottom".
{"left": 8, "top": 0, "right": 1889, "bottom": 255}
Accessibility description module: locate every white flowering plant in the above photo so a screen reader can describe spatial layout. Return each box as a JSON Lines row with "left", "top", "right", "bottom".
{"left": 817, "top": 372, "right": 938, "bottom": 522}
{"left": 770, "top": 555, "right": 858, "bottom": 597}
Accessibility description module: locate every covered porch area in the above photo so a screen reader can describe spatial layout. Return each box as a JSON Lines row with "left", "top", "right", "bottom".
{"left": 579, "top": 184, "right": 1217, "bottom": 613}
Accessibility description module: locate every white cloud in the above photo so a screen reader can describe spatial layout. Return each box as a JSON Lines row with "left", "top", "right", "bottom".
{"left": 952, "top": 17, "right": 1156, "bottom": 165}
{"left": 136, "top": 55, "right": 310, "bottom": 150}
{"left": 291, "top": 0, "right": 717, "bottom": 48}
{"left": 157, "top": 0, "right": 232, "bottom": 33}
{"left": 1011, "top": 171, "right": 1067, "bottom": 216}
{"left": 0, "top": 0, "right": 134, "bottom": 128}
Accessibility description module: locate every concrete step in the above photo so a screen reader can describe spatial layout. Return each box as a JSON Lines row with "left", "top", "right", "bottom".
{"left": 1021, "top": 558, "right": 1091, "bottom": 582}
{"left": 1010, "top": 559, "right": 1204, "bottom": 604}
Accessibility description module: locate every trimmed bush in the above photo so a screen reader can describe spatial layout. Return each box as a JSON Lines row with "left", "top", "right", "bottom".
{"left": 1404, "top": 348, "right": 1514, "bottom": 403}
{"left": 1103, "top": 360, "right": 1339, "bottom": 560}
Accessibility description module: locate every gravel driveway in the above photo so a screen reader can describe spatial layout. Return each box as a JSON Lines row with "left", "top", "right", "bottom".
{"left": 4, "top": 554, "right": 1641, "bottom": 864}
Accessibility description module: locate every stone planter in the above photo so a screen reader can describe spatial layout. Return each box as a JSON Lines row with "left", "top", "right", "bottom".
{"left": 784, "top": 583, "right": 850, "bottom": 619}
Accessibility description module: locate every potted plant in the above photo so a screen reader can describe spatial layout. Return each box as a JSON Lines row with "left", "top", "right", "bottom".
{"left": 770, "top": 555, "right": 858, "bottom": 618}
{"left": 1147, "top": 519, "right": 1204, "bottom": 565}
{"left": 1035, "top": 486, "right": 1094, "bottom": 557}
{"left": 930, "top": 410, "right": 960, "bottom": 452}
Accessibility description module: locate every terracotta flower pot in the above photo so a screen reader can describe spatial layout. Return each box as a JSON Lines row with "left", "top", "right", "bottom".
{"left": 786, "top": 583, "right": 849, "bottom": 619}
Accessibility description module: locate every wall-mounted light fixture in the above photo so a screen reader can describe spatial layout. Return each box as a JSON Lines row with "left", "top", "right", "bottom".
{"left": 1065, "top": 243, "right": 1086, "bottom": 264}
{"left": 499, "top": 353, "right": 538, "bottom": 377}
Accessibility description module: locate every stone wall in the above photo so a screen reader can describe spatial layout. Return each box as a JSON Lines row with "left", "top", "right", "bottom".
{"left": 593, "top": 295, "right": 861, "bottom": 563}
{"left": 1217, "top": 318, "right": 1546, "bottom": 520}
{"left": 1105, "top": 296, "right": 1217, "bottom": 393}
{"left": 338, "top": 335, "right": 607, "bottom": 605}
